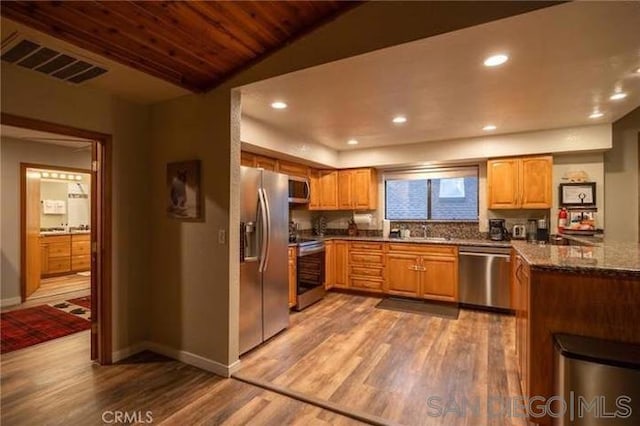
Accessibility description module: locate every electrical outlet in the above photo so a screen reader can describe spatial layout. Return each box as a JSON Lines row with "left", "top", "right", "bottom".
{"left": 218, "top": 229, "right": 226, "bottom": 244}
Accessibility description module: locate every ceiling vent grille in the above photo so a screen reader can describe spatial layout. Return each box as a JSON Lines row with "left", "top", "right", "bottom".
{"left": 1, "top": 33, "right": 108, "bottom": 84}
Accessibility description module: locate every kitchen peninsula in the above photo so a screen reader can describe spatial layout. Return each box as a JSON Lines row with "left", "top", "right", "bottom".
{"left": 510, "top": 239, "right": 640, "bottom": 423}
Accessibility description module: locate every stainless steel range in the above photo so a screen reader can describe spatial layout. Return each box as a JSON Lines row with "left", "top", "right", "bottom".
{"left": 294, "top": 238, "right": 325, "bottom": 311}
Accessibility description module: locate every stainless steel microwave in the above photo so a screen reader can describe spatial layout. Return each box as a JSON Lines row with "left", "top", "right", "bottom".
{"left": 288, "top": 176, "right": 310, "bottom": 204}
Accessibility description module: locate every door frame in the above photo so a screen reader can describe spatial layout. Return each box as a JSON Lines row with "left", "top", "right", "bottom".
{"left": 3, "top": 112, "right": 112, "bottom": 364}
{"left": 20, "top": 163, "right": 92, "bottom": 295}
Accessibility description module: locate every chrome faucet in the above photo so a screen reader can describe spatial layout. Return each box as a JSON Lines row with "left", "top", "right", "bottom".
{"left": 421, "top": 224, "right": 428, "bottom": 239}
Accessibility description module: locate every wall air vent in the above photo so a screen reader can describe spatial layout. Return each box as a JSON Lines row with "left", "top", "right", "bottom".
{"left": 1, "top": 33, "right": 108, "bottom": 84}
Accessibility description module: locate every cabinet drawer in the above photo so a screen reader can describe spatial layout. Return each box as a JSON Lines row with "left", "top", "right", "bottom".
{"left": 350, "top": 277, "right": 383, "bottom": 291}
{"left": 48, "top": 242, "right": 71, "bottom": 258}
{"left": 388, "top": 243, "right": 456, "bottom": 256}
{"left": 350, "top": 265, "right": 384, "bottom": 278}
{"left": 41, "top": 235, "right": 70, "bottom": 244}
{"left": 72, "top": 241, "right": 91, "bottom": 256}
{"left": 349, "top": 242, "right": 384, "bottom": 251}
{"left": 72, "top": 255, "right": 91, "bottom": 271}
{"left": 350, "top": 252, "right": 384, "bottom": 265}
{"left": 71, "top": 233, "right": 90, "bottom": 242}
{"left": 48, "top": 258, "right": 71, "bottom": 274}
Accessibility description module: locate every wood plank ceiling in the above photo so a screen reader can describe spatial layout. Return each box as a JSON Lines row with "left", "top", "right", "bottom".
{"left": 1, "top": 1, "right": 355, "bottom": 92}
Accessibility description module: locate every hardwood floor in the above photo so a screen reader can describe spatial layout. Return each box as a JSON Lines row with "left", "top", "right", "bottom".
{"left": 1, "top": 292, "right": 522, "bottom": 425}
{"left": 0, "top": 331, "right": 364, "bottom": 425}
{"left": 237, "top": 293, "right": 525, "bottom": 426}
{"left": 28, "top": 273, "right": 90, "bottom": 301}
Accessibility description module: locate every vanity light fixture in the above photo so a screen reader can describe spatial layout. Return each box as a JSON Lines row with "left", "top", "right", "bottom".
{"left": 59, "top": 173, "right": 67, "bottom": 179}
{"left": 51, "top": 173, "right": 59, "bottom": 178}
{"left": 75, "top": 175, "right": 82, "bottom": 180}
{"left": 483, "top": 54, "right": 509, "bottom": 67}
{"left": 42, "top": 172, "right": 50, "bottom": 178}
{"left": 270, "top": 101, "right": 287, "bottom": 109}
{"left": 609, "top": 92, "right": 627, "bottom": 101}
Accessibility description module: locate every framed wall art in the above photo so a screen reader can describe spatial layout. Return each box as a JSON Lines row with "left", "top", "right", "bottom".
{"left": 559, "top": 182, "right": 596, "bottom": 207}
{"left": 167, "top": 160, "right": 201, "bottom": 219}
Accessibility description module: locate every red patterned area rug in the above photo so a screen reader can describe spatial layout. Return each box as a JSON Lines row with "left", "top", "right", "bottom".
{"left": 1, "top": 301, "right": 91, "bottom": 354}
{"left": 68, "top": 296, "right": 91, "bottom": 310}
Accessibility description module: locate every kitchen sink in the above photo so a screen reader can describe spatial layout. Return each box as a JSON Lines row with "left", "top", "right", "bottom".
{"left": 404, "top": 236, "right": 451, "bottom": 242}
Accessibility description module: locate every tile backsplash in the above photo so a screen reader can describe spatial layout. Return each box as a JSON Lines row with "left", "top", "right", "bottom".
{"left": 390, "top": 221, "right": 486, "bottom": 239}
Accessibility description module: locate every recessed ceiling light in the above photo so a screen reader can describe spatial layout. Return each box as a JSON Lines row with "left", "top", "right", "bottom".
{"left": 636, "top": 67, "right": 640, "bottom": 74}
{"left": 347, "top": 139, "right": 359, "bottom": 145}
{"left": 392, "top": 116, "right": 407, "bottom": 124}
{"left": 589, "top": 111, "right": 604, "bottom": 119}
{"left": 270, "top": 101, "right": 287, "bottom": 109}
{"left": 483, "top": 124, "right": 497, "bottom": 131}
{"left": 483, "top": 54, "right": 509, "bottom": 67}
{"left": 609, "top": 92, "right": 627, "bottom": 101}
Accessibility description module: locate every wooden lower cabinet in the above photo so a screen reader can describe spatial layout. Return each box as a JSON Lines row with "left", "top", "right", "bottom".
{"left": 40, "top": 233, "right": 91, "bottom": 277}
{"left": 420, "top": 256, "right": 458, "bottom": 301}
{"left": 324, "top": 240, "right": 459, "bottom": 302}
{"left": 288, "top": 247, "right": 297, "bottom": 308}
{"left": 513, "top": 250, "right": 530, "bottom": 398}
{"left": 332, "top": 241, "right": 349, "bottom": 288}
{"left": 324, "top": 241, "right": 334, "bottom": 289}
{"left": 384, "top": 253, "right": 420, "bottom": 297}
{"left": 349, "top": 242, "right": 384, "bottom": 292}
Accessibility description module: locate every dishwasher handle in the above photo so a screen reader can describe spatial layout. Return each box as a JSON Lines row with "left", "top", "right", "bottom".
{"left": 459, "top": 251, "right": 510, "bottom": 260}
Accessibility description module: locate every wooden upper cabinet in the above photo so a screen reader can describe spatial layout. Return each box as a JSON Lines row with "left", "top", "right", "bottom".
{"left": 308, "top": 169, "right": 320, "bottom": 209}
{"left": 353, "top": 168, "right": 377, "bottom": 210}
{"left": 254, "top": 155, "right": 278, "bottom": 171}
{"left": 487, "top": 155, "right": 552, "bottom": 209}
{"left": 520, "top": 156, "right": 552, "bottom": 208}
{"left": 337, "top": 170, "right": 353, "bottom": 209}
{"left": 278, "top": 160, "right": 309, "bottom": 178}
{"left": 241, "top": 151, "right": 256, "bottom": 167}
{"left": 487, "top": 158, "right": 519, "bottom": 209}
{"left": 318, "top": 170, "right": 339, "bottom": 210}
{"left": 336, "top": 168, "right": 378, "bottom": 210}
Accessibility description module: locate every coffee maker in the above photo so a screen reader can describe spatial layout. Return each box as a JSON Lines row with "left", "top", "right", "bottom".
{"left": 489, "top": 219, "right": 507, "bottom": 241}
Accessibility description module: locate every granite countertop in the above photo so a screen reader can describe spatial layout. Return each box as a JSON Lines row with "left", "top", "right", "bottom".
{"left": 313, "top": 235, "right": 511, "bottom": 248}
{"left": 511, "top": 240, "right": 640, "bottom": 278}
{"left": 40, "top": 230, "right": 91, "bottom": 236}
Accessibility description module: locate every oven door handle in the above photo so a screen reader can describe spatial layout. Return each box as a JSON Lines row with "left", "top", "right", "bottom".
{"left": 299, "top": 246, "right": 325, "bottom": 256}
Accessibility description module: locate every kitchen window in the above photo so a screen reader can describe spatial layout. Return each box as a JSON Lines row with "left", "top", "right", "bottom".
{"left": 384, "top": 166, "right": 479, "bottom": 221}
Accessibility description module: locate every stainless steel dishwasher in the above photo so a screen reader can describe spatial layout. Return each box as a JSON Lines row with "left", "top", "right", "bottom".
{"left": 458, "top": 246, "right": 511, "bottom": 309}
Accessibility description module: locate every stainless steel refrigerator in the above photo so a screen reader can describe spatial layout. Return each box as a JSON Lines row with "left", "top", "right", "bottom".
{"left": 239, "top": 166, "right": 289, "bottom": 355}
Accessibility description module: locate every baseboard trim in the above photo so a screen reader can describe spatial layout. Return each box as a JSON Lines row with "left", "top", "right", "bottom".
{"left": 1, "top": 297, "right": 22, "bottom": 308}
{"left": 111, "top": 342, "right": 146, "bottom": 363}
{"left": 144, "top": 341, "right": 238, "bottom": 378}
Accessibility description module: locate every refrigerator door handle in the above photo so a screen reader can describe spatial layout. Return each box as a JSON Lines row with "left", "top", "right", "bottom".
{"left": 257, "top": 188, "right": 268, "bottom": 272}
{"left": 262, "top": 188, "right": 271, "bottom": 272}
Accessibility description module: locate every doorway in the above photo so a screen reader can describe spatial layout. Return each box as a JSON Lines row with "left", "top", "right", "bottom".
{"left": 22, "top": 164, "right": 92, "bottom": 303}
{"left": 1, "top": 113, "right": 112, "bottom": 364}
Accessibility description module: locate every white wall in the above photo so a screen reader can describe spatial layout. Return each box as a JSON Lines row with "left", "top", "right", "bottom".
{"left": 241, "top": 115, "right": 339, "bottom": 168}
{"left": 0, "top": 137, "right": 92, "bottom": 303}
{"left": 1, "top": 64, "right": 151, "bottom": 352}
{"left": 606, "top": 107, "right": 639, "bottom": 242}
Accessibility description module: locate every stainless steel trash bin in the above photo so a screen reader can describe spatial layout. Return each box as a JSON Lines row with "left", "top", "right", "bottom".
{"left": 554, "top": 334, "right": 640, "bottom": 425}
